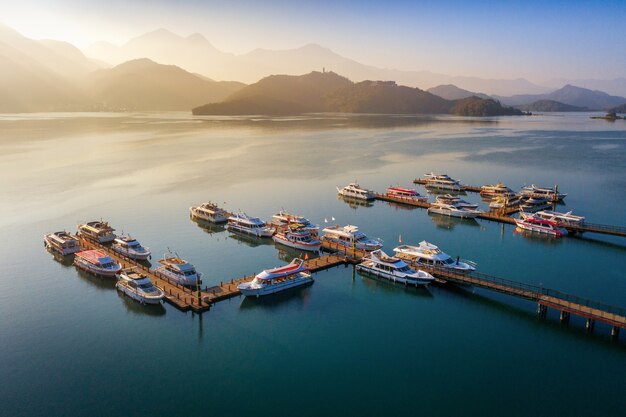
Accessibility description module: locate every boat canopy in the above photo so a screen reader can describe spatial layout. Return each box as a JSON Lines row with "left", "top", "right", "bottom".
{"left": 76, "top": 249, "right": 113, "bottom": 265}
{"left": 255, "top": 259, "right": 308, "bottom": 281}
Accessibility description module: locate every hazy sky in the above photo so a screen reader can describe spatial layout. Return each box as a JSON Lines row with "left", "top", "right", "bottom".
{"left": 2, "top": 0, "right": 625, "bottom": 81}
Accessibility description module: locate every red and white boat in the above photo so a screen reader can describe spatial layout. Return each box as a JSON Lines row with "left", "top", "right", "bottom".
{"left": 386, "top": 187, "right": 428, "bottom": 202}
{"left": 273, "top": 225, "right": 321, "bottom": 252}
{"left": 74, "top": 249, "right": 122, "bottom": 276}
{"left": 237, "top": 259, "right": 313, "bottom": 297}
{"left": 515, "top": 215, "right": 568, "bottom": 237}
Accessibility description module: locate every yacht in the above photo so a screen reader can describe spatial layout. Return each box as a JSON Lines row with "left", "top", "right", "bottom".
{"left": 356, "top": 250, "right": 435, "bottom": 286}
{"left": 77, "top": 221, "right": 116, "bottom": 243}
{"left": 116, "top": 269, "right": 165, "bottom": 305}
{"left": 273, "top": 225, "right": 321, "bottom": 252}
{"left": 386, "top": 186, "right": 428, "bottom": 202}
{"left": 44, "top": 231, "right": 80, "bottom": 255}
{"left": 74, "top": 249, "right": 122, "bottom": 277}
{"left": 427, "top": 202, "right": 481, "bottom": 219}
{"left": 321, "top": 224, "right": 383, "bottom": 251}
{"left": 189, "top": 202, "right": 229, "bottom": 223}
{"left": 479, "top": 182, "right": 516, "bottom": 199}
{"left": 226, "top": 213, "right": 276, "bottom": 237}
{"left": 435, "top": 194, "right": 478, "bottom": 209}
{"left": 271, "top": 210, "right": 319, "bottom": 235}
{"left": 111, "top": 235, "right": 151, "bottom": 260}
{"left": 154, "top": 253, "right": 202, "bottom": 286}
{"left": 423, "top": 173, "right": 462, "bottom": 191}
{"left": 489, "top": 194, "right": 522, "bottom": 209}
{"left": 394, "top": 241, "right": 476, "bottom": 272}
{"left": 515, "top": 216, "right": 568, "bottom": 237}
{"left": 237, "top": 258, "right": 313, "bottom": 297}
{"left": 336, "top": 183, "right": 376, "bottom": 201}
{"left": 520, "top": 184, "right": 567, "bottom": 201}
{"left": 533, "top": 210, "right": 585, "bottom": 226}
{"left": 519, "top": 196, "right": 551, "bottom": 213}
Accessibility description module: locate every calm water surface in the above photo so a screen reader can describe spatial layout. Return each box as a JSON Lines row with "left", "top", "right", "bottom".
{"left": 1, "top": 112, "right": 625, "bottom": 417}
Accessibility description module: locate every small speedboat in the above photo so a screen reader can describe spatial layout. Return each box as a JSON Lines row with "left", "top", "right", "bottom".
{"left": 77, "top": 221, "right": 116, "bottom": 243}
{"left": 423, "top": 173, "right": 462, "bottom": 191}
{"left": 480, "top": 182, "right": 516, "bottom": 199}
{"left": 386, "top": 186, "right": 428, "bottom": 202}
{"left": 520, "top": 184, "right": 567, "bottom": 201}
{"left": 394, "top": 241, "right": 476, "bottom": 272}
{"left": 154, "top": 253, "right": 202, "bottom": 286}
{"left": 238, "top": 258, "right": 313, "bottom": 297}
{"left": 427, "top": 202, "right": 481, "bottom": 219}
{"left": 111, "top": 235, "right": 151, "bottom": 260}
{"left": 74, "top": 249, "right": 122, "bottom": 277}
{"left": 533, "top": 210, "right": 585, "bottom": 226}
{"left": 271, "top": 210, "right": 319, "bottom": 235}
{"left": 189, "top": 202, "right": 229, "bottom": 223}
{"left": 116, "top": 269, "right": 164, "bottom": 304}
{"left": 356, "top": 249, "right": 435, "bottom": 286}
{"left": 337, "top": 183, "right": 375, "bottom": 200}
{"left": 44, "top": 231, "right": 80, "bottom": 255}
{"left": 321, "top": 224, "right": 383, "bottom": 251}
{"left": 515, "top": 216, "right": 568, "bottom": 237}
{"left": 435, "top": 194, "right": 478, "bottom": 209}
{"left": 273, "top": 225, "right": 321, "bottom": 252}
{"left": 226, "top": 213, "right": 276, "bottom": 237}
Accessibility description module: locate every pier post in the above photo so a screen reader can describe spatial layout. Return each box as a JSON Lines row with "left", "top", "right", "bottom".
{"left": 537, "top": 304, "right": 547, "bottom": 318}
{"left": 611, "top": 326, "right": 620, "bottom": 340}
{"left": 585, "top": 319, "right": 595, "bottom": 333}
{"left": 559, "top": 311, "right": 570, "bottom": 324}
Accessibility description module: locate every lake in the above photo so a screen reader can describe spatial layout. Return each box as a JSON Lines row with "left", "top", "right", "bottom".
{"left": 1, "top": 112, "right": 625, "bottom": 417}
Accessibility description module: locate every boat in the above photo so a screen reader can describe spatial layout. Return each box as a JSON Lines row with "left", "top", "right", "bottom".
{"left": 336, "top": 183, "right": 375, "bottom": 200}
{"left": 386, "top": 186, "right": 428, "bottom": 202}
{"left": 435, "top": 194, "right": 478, "bottom": 209}
{"left": 273, "top": 224, "right": 321, "bottom": 252}
{"left": 514, "top": 216, "right": 568, "bottom": 237}
{"left": 271, "top": 210, "right": 319, "bottom": 235}
{"left": 44, "top": 231, "right": 80, "bottom": 255}
{"left": 189, "top": 202, "right": 229, "bottom": 223}
{"left": 520, "top": 184, "right": 567, "bottom": 201}
{"left": 427, "top": 202, "right": 481, "bottom": 219}
{"left": 479, "top": 182, "right": 516, "bottom": 199}
{"left": 356, "top": 250, "right": 435, "bottom": 286}
{"left": 237, "top": 258, "right": 313, "bottom": 297}
{"left": 489, "top": 194, "right": 522, "bottom": 209}
{"left": 111, "top": 235, "right": 151, "bottom": 260}
{"left": 533, "top": 210, "right": 585, "bottom": 226}
{"left": 226, "top": 213, "right": 276, "bottom": 237}
{"left": 423, "top": 173, "right": 462, "bottom": 191}
{"left": 77, "top": 221, "right": 116, "bottom": 243}
{"left": 74, "top": 249, "right": 122, "bottom": 277}
{"left": 116, "top": 269, "right": 164, "bottom": 305}
{"left": 154, "top": 253, "right": 202, "bottom": 286}
{"left": 321, "top": 224, "right": 383, "bottom": 251}
{"left": 394, "top": 241, "right": 476, "bottom": 272}
{"left": 519, "top": 196, "right": 551, "bottom": 212}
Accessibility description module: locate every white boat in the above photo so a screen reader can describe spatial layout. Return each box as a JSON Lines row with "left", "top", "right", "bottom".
{"left": 111, "top": 235, "right": 151, "bottom": 260}
{"left": 154, "top": 253, "right": 202, "bottom": 286}
{"left": 226, "top": 213, "right": 276, "bottom": 237}
{"left": 237, "top": 258, "right": 313, "bottom": 297}
{"left": 519, "top": 196, "right": 551, "bottom": 212}
{"left": 74, "top": 249, "right": 122, "bottom": 277}
{"left": 77, "top": 221, "right": 116, "bottom": 243}
{"left": 479, "top": 182, "right": 516, "bottom": 199}
{"left": 423, "top": 173, "right": 462, "bottom": 191}
{"left": 273, "top": 225, "right": 321, "bottom": 252}
{"left": 44, "top": 231, "right": 80, "bottom": 255}
{"left": 533, "top": 210, "right": 585, "bottom": 226}
{"left": 427, "top": 202, "right": 481, "bottom": 219}
{"left": 271, "top": 210, "right": 319, "bottom": 235}
{"left": 515, "top": 216, "right": 567, "bottom": 237}
{"left": 435, "top": 194, "right": 478, "bottom": 209}
{"left": 189, "top": 202, "right": 229, "bottom": 223}
{"left": 520, "top": 184, "right": 567, "bottom": 201}
{"left": 321, "top": 224, "right": 383, "bottom": 251}
{"left": 394, "top": 241, "right": 476, "bottom": 272}
{"left": 356, "top": 250, "right": 435, "bottom": 286}
{"left": 116, "top": 269, "right": 164, "bottom": 304}
{"left": 489, "top": 194, "right": 522, "bottom": 209}
{"left": 386, "top": 186, "right": 428, "bottom": 202}
{"left": 336, "top": 183, "right": 375, "bottom": 200}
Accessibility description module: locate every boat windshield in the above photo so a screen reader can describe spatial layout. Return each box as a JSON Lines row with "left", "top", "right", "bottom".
{"left": 101, "top": 262, "right": 115, "bottom": 268}
{"left": 139, "top": 283, "right": 155, "bottom": 290}
{"left": 183, "top": 270, "right": 196, "bottom": 276}
{"left": 444, "top": 258, "right": 456, "bottom": 265}
{"left": 397, "top": 265, "right": 412, "bottom": 272}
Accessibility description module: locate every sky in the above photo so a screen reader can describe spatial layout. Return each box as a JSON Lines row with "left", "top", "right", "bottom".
{"left": 2, "top": 0, "right": 625, "bottom": 81}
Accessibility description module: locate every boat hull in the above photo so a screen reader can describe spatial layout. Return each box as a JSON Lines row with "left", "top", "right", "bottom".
{"left": 112, "top": 246, "right": 151, "bottom": 260}
{"left": 154, "top": 267, "right": 201, "bottom": 286}
{"left": 428, "top": 208, "right": 479, "bottom": 219}
{"left": 273, "top": 235, "right": 321, "bottom": 252}
{"left": 116, "top": 282, "right": 164, "bottom": 304}
{"left": 238, "top": 275, "right": 314, "bottom": 297}
{"left": 44, "top": 238, "right": 80, "bottom": 256}
{"left": 190, "top": 208, "right": 228, "bottom": 223}
{"left": 337, "top": 190, "right": 375, "bottom": 201}
{"left": 514, "top": 220, "right": 567, "bottom": 237}
{"left": 74, "top": 258, "right": 121, "bottom": 277}
{"left": 425, "top": 183, "right": 461, "bottom": 191}
{"left": 226, "top": 224, "right": 275, "bottom": 237}
{"left": 356, "top": 265, "right": 433, "bottom": 286}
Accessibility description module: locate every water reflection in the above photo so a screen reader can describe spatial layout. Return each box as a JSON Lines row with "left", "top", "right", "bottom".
{"left": 513, "top": 229, "right": 564, "bottom": 246}
{"left": 46, "top": 247, "right": 75, "bottom": 267}
{"left": 238, "top": 283, "right": 314, "bottom": 310}
{"left": 337, "top": 194, "right": 374, "bottom": 210}
{"left": 383, "top": 201, "right": 422, "bottom": 211}
{"left": 117, "top": 292, "right": 167, "bottom": 316}
{"left": 226, "top": 231, "right": 274, "bottom": 248}
{"left": 75, "top": 269, "right": 117, "bottom": 291}
{"left": 191, "top": 218, "right": 227, "bottom": 236}
{"left": 357, "top": 271, "right": 434, "bottom": 297}
{"left": 274, "top": 245, "right": 321, "bottom": 263}
{"left": 429, "top": 214, "right": 480, "bottom": 230}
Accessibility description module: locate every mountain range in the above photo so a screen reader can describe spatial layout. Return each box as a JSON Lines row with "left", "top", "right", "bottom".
{"left": 494, "top": 85, "right": 626, "bottom": 110}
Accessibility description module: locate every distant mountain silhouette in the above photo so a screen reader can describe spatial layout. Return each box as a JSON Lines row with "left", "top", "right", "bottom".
{"left": 496, "top": 85, "right": 626, "bottom": 110}
{"left": 427, "top": 84, "right": 490, "bottom": 100}
{"left": 449, "top": 97, "right": 523, "bottom": 116}
{"left": 515, "top": 100, "right": 589, "bottom": 112}
{"left": 544, "top": 77, "right": 626, "bottom": 98}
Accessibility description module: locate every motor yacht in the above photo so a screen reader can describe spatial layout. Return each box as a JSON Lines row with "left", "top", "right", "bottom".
{"left": 427, "top": 202, "right": 481, "bottom": 219}
{"left": 271, "top": 210, "right": 319, "bottom": 235}
{"left": 238, "top": 258, "right": 313, "bottom": 297}
{"left": 44, "top": 231, "right": 80, "bottom": 255}
{"left": 226, "top": 213, "right": 276, "bottom": 237}
{"left": 489, "top": 194, "right": 522, "bottom": 209}
{"left": 336, "top": 183, "right": 375, "bottom": 200}
{"left": 519, "top": 196, "right": 551, "bottom": 213}
{"left": 533, "top": 210, "right": 585, "bottom": 226}
{"left": 321, "top": 224, "right": 383, "bottom": 251}
{"left": 154, "top": 253, "right": 202, "bottom": 286}
{"left": 77, "top": 221, "right": 116, "bottom": 243}
{"left": 479, "top": 182, "right": 516, "bottom": 199}
{"left": 189, "top": 202, "right": 229, "bottom": 223}
{"left": 116, "top": 269, "right": 164, "bottom": 305}
{"left": 423, "top": 173, "right": 462, "bottom": 191}
{"left": 394, "top": 241, "right": 476, "bottom": 272}
{"left": 74, "top": 249, "right": 122, "bottom": 277}
{"left": 386, "top": 186, "right": 428, "bottom": 202}
{"left": 273, "top": 224, "right": 321, "bottom": 252}
{"left": 435, "top": 194, "right": 478, "bottom": 209}
{"left": 520, "top": 184, "right": 567, "bottom": 201}
{"left": 514, "top": 216, "right": 568, "bottom": 237}
{"left": 356, "top": 250, "right": 435, "bottom": 286}
{"left": 111, "top": 235, "right": 151, "bottom": 260}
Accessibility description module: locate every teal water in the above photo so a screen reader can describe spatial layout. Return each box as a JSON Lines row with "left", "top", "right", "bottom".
{"left": 1, "top": 112, "right": 625, "bottom": 417}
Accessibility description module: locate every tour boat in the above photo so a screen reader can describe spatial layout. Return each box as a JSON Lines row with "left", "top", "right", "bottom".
{"left": 356, "top": 250, "right": 435, "bottom": 286}
{"left": 237, "top": 258, "right": 313, "bottom": 297}
{"left": 520, "top": 184, "right": 567, "bottom": 201}
{"left": 336, "top": 183, "right": 375, "bottom": 201}
{"left": 533, "top": 210, "right": 585, "bottom": 226}
{"left": 116, "top": 269, "right": 164, "bottom": 305}
{"left": 321, "top": 224, "right": 383, "bottom": 251}
{"left": 479, "top": 182, "right": 516, "bottom": 199}
{"left": 226, "top": 213, "right": 276, "bottom": 237}
{"left": 489, "top": 194, "right": 522, "bottom": 209}
{"left": 111, "top": 235, "right": 151, "bottom": 260}
{"left": 394, "top": 241, "right": 476, "bottom": 272}
{"left": 77, "top": 221, "right": 116, "bottom": 243}
{"left": 386, "top": 186, "right": 428, "bottom": 202}
{"left": 154, "top": 253, "right": 202, "bottom": 286}
{"left": 519, "top": 196, "right": 551, "bottom": 212}
{"left": 423, "top": 173, "right": 462, "bottom": 191}
{"left": 427, "top": 202, "right": 481, "bottom": 218}
{"left": 189, "top": 202, "right": 229, "bottom": 223}
{"left": 271, "top": 210, "right": 319, "bottom": 235}
{"left": 44, "top": 231, "right": 80, "bottom": 255}
{"left": 74, "top": 249, "right": 122, "bottom": 277}
{"left": 273, "top": 225, "right": 322, "bottom": 252}
{"left": 514, "top": 216, "right": 568, "bottom": 237}
{"left": 435, "top": 194, "right": 478, "bottom": 209}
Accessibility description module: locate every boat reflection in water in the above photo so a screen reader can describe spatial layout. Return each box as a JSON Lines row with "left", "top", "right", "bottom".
{"left": 383, "top": 201, "right": 421, "bottom": 211}
{"left": 117, "top": 292, "right": 166, "bottom": 316}
{"left": 226, "top": 230, "right": 275, "bottom": 248}
{"left": 46, "top": 247, "right": 75, "bottom": 267}
{"left": 239, "top": 283, "right": 314, "bottom": 310}
{"left": 513, "top": 228, "right": 565, "bottom": 246}
{"left": 191, "top": 217, "right": 227, "bottom": 236}
{"left": 337, "top": 194, "right": 374, "bottom": 209}
{"left": 429, "top": 213, "right": 480, "bottom": 230}
{"left": 74, "top": 268, "right": 118, "bottom": 291}
{"left": 275, "top": 245, "right": 321, "bottom": 264}
{"left": 358, "top": 268, "right": 433, "bottom": 297}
